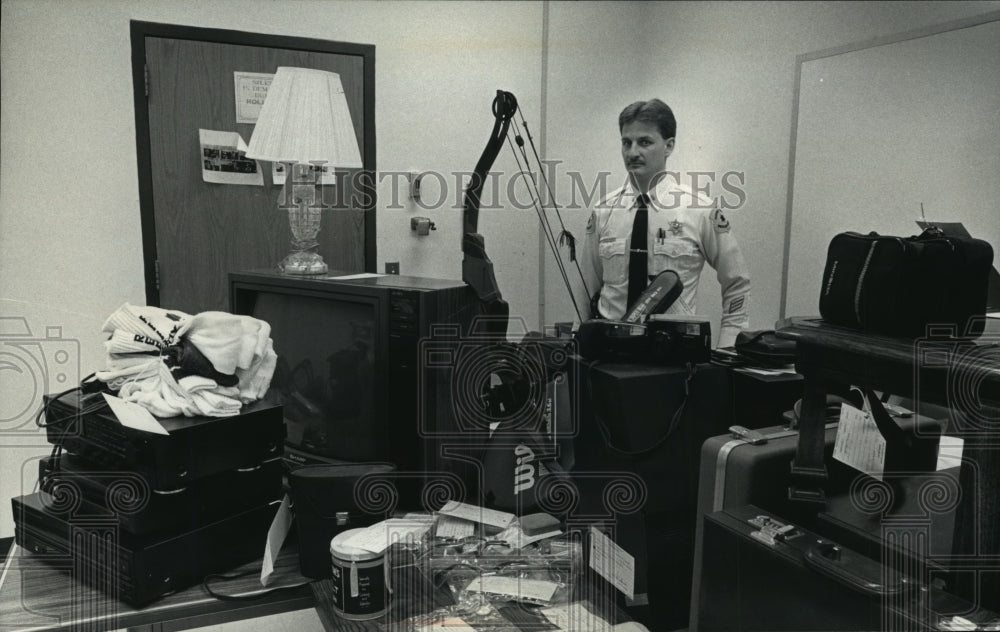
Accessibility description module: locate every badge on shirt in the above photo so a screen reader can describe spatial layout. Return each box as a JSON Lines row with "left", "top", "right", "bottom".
{"left": 712, "top": 208, "right": 730, "bottom": 234}
{"left": 586, "top": 211, "right": 596, "bottom": 234}
{"left": 668, "top": 219, "right": 683, "bottom": 236}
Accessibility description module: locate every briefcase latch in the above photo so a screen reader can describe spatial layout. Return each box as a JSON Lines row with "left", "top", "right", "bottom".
{"left": 748, "top": 514, "right": 800, "bottom": 546}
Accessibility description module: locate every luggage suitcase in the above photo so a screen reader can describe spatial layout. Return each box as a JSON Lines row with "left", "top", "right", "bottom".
{"left": 690, "top": 422, "right": 839, "bottom": 630}
{"left": 690, "top": 413, "right": 943, "bottom": 630}
{"left": 819, "top": 228, "right": 994, "bottom": 338}
{"left": 696, "top": 504, "right": 1000, "bottom": 631}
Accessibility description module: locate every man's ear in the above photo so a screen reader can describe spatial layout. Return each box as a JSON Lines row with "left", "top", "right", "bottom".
{"left": 665, "top": 137, "right": 676, "bottom": 154}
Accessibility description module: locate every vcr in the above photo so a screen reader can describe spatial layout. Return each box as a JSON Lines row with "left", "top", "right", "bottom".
{"left": 38, "top": 452, "right": 284, "bottom": 535}
{"left": 12, "top": 491, "right": 277, "bottom": 607}
{"left": 43, "top": 392, "right": 285, "bottom": 489}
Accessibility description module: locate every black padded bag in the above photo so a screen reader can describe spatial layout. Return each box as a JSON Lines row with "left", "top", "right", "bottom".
{"left": 819, "top": 228, "right": 993, "bottom": 338}
{"left": 288, "top": 462, "right": 396, "bottom": 578}
{"left": 734, "top": 330, "right": 797, "bottom": 367}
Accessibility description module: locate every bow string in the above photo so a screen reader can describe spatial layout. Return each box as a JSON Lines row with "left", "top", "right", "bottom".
{"left": 462, "top": 90, "right": 591, "bottom": 336}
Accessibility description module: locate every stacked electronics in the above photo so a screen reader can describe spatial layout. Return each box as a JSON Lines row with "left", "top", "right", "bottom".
{"left": 227, "top": 271, "right": 483, "bottom": 578}
{"left": 11, "top": 391, "right": 286, "bottom": 607}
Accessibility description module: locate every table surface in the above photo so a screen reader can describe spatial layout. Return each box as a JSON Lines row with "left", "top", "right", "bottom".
{"left": 0, "top": 543, "right": 315, "bottom": 632}
{"left": 1, "top": 542, "right": 628, "bottom": 632}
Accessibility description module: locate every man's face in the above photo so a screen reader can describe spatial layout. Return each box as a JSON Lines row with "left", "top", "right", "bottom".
{"left": 621, "top": 120, "right": 674, "bottom": 187}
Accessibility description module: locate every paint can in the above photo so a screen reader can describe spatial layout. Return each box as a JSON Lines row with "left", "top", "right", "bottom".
{"left": 329, "top": 529, "right": 386, "bottom": 620}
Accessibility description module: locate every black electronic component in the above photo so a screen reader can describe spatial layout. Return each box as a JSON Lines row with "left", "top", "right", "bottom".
{"left": 43, "top": 392, "right": 285, "bottom": 489}
{"left": 575, "top": 314, "right": 711, "bottom": 364}
{"left": 37, "top": 452, "right": 283, "bottom": 535}
{"left": 229, "top": 270, "right": 478, "bottom": 484}
{"left": 12, "top": 491, "right": 277, "bottom": 607}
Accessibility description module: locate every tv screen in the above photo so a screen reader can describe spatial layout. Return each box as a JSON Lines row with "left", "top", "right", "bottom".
{"left": 251, "top": 290, "right": 381, "bottom": 461}
{"left": 231, "top": 269, "right": 481, "bottom": 483}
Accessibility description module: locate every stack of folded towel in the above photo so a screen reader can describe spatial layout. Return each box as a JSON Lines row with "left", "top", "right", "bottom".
{"left": 95, "top": 303, "right": 276, "bottom": 417}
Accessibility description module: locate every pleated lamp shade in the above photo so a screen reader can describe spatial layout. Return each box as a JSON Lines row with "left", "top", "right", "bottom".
{"left": 246, "top": 67, "right": 362, "bottom": 168}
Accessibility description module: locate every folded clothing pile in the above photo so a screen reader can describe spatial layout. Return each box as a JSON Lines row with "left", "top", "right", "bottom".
{"left": 95, "top": 303, "right": 277, "bottom": 417}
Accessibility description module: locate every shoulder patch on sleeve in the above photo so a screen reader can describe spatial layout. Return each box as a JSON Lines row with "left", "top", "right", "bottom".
{"left": 586, "top": 211, "right": 596, "bottom": 234}
{"left": 712, "top": 208, "right": 731, "bottom": 234}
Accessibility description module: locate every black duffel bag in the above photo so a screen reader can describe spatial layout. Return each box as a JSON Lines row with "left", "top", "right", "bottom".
{"left": 819, "top": 227, "right": 993, "bottom": 338}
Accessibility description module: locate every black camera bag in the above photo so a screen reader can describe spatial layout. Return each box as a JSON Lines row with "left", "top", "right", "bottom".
{"left": 819, "top": 228, "right": 993, "bottom": 338}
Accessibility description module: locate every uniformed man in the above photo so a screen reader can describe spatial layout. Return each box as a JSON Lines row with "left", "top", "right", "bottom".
{"left": 575, "top": 99, "right": 751, "bottom": 348}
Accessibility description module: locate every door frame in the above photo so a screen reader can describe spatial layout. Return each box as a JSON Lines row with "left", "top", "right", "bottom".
{"left": 129, "top": 20, "right": 376, "bottom": 306}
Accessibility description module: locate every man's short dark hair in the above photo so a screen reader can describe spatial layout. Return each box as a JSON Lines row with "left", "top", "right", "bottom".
{"left": 619, "top": 99, "right": 676, "bottom": 140}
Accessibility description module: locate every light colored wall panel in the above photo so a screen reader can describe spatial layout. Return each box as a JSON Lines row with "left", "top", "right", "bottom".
{"left": 784, "top": 15, "right": 1000, "bottom": 318}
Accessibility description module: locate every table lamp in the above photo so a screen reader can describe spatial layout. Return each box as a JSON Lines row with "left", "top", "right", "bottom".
{"left": 246, "top": 67, "right": 363, "bottom": 274}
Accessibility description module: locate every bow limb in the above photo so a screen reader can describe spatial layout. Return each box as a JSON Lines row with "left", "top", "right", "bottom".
{"left": 462, "top": 91, "right": 518, "bottom": 336}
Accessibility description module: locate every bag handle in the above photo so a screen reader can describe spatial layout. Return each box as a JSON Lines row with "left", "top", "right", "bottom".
{"left": 855, "top": 387, "right": 908, "bottom": 446}
{"left": 804, "top": 541, "right": 905, "bottom": 598}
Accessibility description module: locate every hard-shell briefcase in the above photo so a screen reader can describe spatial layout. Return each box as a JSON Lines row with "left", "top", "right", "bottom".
{"left": 689, "top": 422, "right": 843, "bottom": 630}
{"left": 690, "top": 412, "right": 943, "bottom": 630}
{"left": 697, "top": 504, "right": 1000, "bottom": 631}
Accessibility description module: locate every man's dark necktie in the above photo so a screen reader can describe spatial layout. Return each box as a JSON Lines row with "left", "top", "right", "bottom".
{"left": 627, "top": 193, "right": 650, "bottom": 308}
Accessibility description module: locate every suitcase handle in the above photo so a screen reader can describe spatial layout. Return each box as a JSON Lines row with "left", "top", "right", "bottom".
{"left": 804, "top": 542, "right": 906, "bottom": 598}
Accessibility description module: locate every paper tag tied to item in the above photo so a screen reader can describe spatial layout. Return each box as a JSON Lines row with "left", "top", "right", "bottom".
{"left": 589, "top": 527, "right": 635, "bottom": 600}
{"left": 103, "top": 393, "right": 169, "bottom": 435}
{"left": 833, "top": 398, "right": 886, "bottom": 480}
{"left": 261, "top": 494, "right": 293, "bottom": 586}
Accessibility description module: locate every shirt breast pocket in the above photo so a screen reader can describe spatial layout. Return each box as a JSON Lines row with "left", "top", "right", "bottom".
{"left": 653, "top": 238, "right": 700, "bottom": 264}
{"left": 599, "top": 238, "right": 628, "bottom": 283}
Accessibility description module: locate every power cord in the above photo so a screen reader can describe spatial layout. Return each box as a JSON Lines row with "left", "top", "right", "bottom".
{"left": 203, "top": 568, "right": 311, "bottom": 602}
{"left": 35, "top": 372, "right": 109, "bottom": 487}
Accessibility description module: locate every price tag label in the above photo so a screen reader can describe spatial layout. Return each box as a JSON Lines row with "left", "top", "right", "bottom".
{"left": 833, "top": 402, "right": 886, "bottom": 479}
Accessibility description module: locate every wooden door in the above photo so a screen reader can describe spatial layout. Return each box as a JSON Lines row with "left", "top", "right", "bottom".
{"left": 131, "top": 22, "right": 375, "bottom": 312}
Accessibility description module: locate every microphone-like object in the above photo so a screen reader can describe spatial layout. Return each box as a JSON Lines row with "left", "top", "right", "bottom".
{"left": 622, "top": 270, "right": 683, "bottom": 323}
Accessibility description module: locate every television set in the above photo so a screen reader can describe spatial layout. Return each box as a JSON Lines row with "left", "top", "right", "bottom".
{"left": 228, "top": 269, "right": 479, "bottom": 476}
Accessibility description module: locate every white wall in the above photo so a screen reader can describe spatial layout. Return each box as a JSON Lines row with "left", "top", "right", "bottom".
{"left": 2, "top": 0, "right": 999, "bottom": 538}
{"left": 0, "top": 0, "right": 544, "bottom": 538}
{"left": 541, "top": 1, "right": 651, "bottom": 325}
{"left": 785, "top": 17, "right": 1000, "bottom": 319}
{"left": 543, "top": 0, "right": 1000, "bottom": 341}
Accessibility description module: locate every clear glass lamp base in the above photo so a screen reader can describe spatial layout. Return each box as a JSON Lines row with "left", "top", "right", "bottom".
{"left": 279, "top": 249, "right": 328, "bottom": 275}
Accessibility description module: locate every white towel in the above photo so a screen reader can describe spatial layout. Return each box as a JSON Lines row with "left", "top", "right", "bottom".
{"left": 105, "top": 329, "right": 164, "bottom": 354}
{"left": 184, "top": 311, "right": 277, "bottom": 401}
{"left": 115, "top": 367, "right": 243, "bottom": 418}
{"left": 239, "top": 337, "right": 277, "bottom": 402}
{"left": 96, "top": 304, "right": 276, "bottom": 417}
{"left": 101, "top": 303, "right": 191, "bottom": 346}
